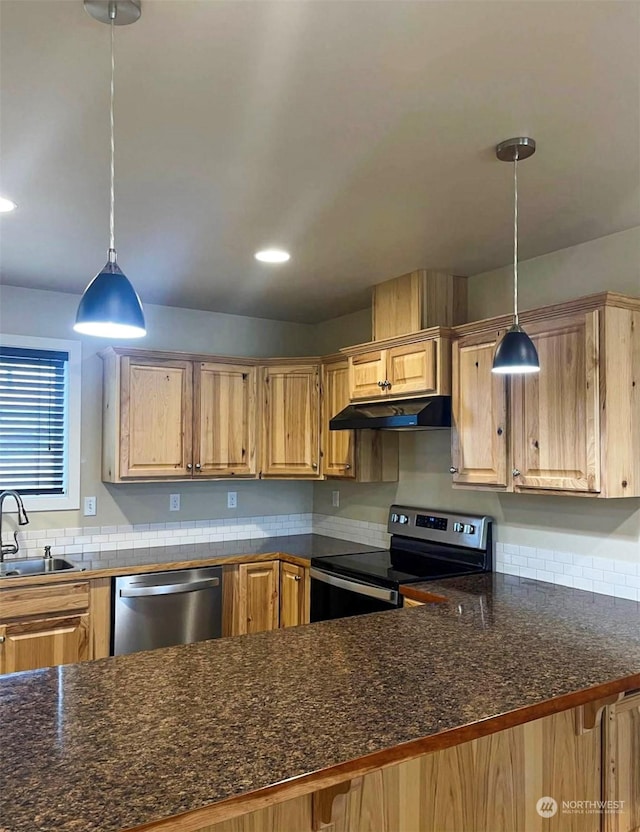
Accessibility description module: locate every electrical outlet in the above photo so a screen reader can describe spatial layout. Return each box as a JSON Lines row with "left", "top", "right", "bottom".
{"left": 332, "top": 490, "right": 340, "bottom": 508}
{"left": 169, "top": 493, "right": 180, "bottom": 511}
{"left": 227, "top": 491, "right": 237, "bottom": 509}
{"left": 84, "top": 496, "right": 97, "bottom": 516}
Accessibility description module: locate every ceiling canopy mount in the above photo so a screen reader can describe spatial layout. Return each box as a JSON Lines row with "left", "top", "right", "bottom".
{"left": 84, "top": 0, "right": 141, "bottom": 25}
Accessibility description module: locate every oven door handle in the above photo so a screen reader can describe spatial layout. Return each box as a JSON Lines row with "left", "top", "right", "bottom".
{"left": 310, "top": 568, "right": 398, "bottom": 605}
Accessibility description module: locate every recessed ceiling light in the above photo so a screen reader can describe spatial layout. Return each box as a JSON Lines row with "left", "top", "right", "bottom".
{"left": 0, "top": 196, "right": 17, "bottom": 213}
{"left": 254, "top": 248, "right": 290, "bottom": 263}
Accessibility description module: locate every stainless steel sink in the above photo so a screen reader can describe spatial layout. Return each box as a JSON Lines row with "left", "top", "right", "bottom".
{"left": 0, "top": 557, "right": 84, "bottom": 578}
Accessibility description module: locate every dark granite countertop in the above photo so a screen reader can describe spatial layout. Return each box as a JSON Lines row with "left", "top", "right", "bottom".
{"left": 1, "top": 535, "right": 380, "bottom": 587}
{"left": 2, "top": 574, "right": 640, "bottom": 832}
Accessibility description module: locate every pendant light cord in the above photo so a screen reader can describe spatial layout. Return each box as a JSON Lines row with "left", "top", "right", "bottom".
{"left": 513, "top": 151, "right": 519, "bottom": 325}
{"left": 109, "top": 11, "right": 116, "bottom": 262}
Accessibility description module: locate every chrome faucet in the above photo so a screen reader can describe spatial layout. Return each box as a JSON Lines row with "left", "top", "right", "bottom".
{"left": 0, "top": 491, "right": 29, "bottom": 561}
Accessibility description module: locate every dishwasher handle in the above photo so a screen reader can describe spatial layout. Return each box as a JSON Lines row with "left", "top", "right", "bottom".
{"left": 119, "top": 577, "right": 220, "bottom": 598}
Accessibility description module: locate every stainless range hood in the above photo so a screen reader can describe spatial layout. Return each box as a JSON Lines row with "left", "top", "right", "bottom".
{"left": 329, "top": 396, "right": 451, "bottom": 431}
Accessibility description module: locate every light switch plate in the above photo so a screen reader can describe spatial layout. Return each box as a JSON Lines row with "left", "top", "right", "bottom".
{"left": 227, "top": 491, "right": 237, "bottom": 509}
{"left": 169, "top": 494, "right": 180, "bottom": 511}
{"left": 84, "top": 496, "right": 97, "bottom": 516}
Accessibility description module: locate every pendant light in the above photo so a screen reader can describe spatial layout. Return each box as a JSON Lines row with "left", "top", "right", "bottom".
{"left": 75, "top": 0, "right": 146, "bottom": 338}
{"left": 492, "top": 137, "right": 539, "bottom": 374}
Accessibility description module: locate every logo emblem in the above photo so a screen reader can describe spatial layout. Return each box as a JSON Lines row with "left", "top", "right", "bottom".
{"left": 536, "top": 797, "right": 558, "bottom": 818}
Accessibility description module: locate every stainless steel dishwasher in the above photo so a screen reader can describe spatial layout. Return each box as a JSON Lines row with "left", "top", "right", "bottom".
{"left": 113, "top": 566, "right": 222, "bottom": 656}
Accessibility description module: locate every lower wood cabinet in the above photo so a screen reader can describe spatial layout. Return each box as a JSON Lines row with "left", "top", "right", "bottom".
{"left": 222, "top": 559, "right": 310, "bottom": 636}
{"left": 279, "top": 562, "right": 309, "bottom": 628}
{"left": 603, "top": 692, "right": 640, "bottom": 832}
{"left": 0, "top": 614, "right": 90, "bottom": 675}
{"left": 0, "top": 579, "right": 99, "bottom": 675}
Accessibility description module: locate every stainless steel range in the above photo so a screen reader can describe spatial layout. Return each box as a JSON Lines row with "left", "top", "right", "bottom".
{"left": 310, "top": 505, "right": 492, "bottom": 621}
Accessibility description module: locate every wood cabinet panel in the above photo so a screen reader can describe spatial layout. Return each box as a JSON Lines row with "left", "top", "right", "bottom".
{"left": 322, "top": 360, "right": 355, "bottom": 478}
{"left": 194, "top": 363, "right": 256, "bottom": 477}
{"left": 387, "top": 340, "right": 437, "bottom": 396}
{"left": 451, "top": 331, "right": 508, "bottom": 488}
{"left": 511, "top": 312, "right": 600, "bottom": 493}
{"left": 261, "top": 365, "right": 321, "bottom": 478}
{"left": 120, "top": 357, "right": 193, "bottom": 478}
{"left": 240, "top": 562, "right": 279, "bottom": 634}
{"left": 279, "top": 563, "right": 308, "bottom": 628}
{"left": 0, "top": 581, "right": 89, "bottom": 620}
{"left": 348, "top": 350, "right": 387, "bottom": 401}
{"left": 0, "top": 614, "right": 90, "bottom": 674}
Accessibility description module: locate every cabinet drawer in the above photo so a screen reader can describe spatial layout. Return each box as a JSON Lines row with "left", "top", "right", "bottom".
{"left": 0, "top": 581, "right": 90, "bottom": 621}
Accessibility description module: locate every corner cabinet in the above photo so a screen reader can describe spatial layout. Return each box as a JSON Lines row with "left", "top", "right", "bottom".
{"left": 222, "top": 559, "right": 310, "bottom": 636}
{"left": 343, "top": 329, "right": 452, "bottom": 403}
{"left": 451, "top": 294, "right": 640, "bottom": 497}
{"left": 260, "top": 363, "right": 322, "bottom": 478}
{"left": 100, "top": 348, "right": 258, "bottom": 481}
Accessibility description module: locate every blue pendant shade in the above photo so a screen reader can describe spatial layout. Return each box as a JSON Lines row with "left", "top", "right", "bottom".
{"left": 492, "top": 324, "right": 540, "bottom": 374}
{"left": 74, "top": 256, "right": 146, "bottom": 338}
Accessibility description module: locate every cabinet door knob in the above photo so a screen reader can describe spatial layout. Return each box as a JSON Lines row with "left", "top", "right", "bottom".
{"left": 195, "top": 463, "right": 202, "bottom": 471}
{"left": 294, "top": 575, "right": 301, "bottom": 582}
{"left": 186, "top": 463, "right": 193, "bottom": 471}
{"left": 0, "top": 636, "right": 5, "bottom": 643}
{"left": 377, "top": 380, "right": 386, "bottom": 388}
{"left": 512, "top": 468, "right": 521, "bottom": 477}
{"left": 450, "top": 466, "right": 459, "bottom": 474}
{"left": 312, "top": 462, "right": 318, "bottom": 469}
{"left": 385, "top": 380, "right": 392, "bottom": 389}
{"left": 344, "top": 464, "right": 351, "bottom": 470}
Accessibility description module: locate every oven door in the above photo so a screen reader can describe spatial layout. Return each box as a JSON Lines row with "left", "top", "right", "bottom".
{"left": 310, "top": 567, "right": 400, "bottom": 622}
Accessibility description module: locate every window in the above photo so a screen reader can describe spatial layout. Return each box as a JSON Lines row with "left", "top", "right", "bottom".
{"left": 0, "top": 335, "right": 81, "bottom": 511}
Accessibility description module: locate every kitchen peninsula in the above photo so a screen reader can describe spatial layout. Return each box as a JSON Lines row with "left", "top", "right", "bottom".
{"left": 2, "top": 573, "right": 639, "bottom": 832}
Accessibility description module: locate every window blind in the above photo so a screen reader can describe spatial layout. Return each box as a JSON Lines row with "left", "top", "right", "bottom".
{"left": 0, "top": 346, "right": 69, "bottom": 495}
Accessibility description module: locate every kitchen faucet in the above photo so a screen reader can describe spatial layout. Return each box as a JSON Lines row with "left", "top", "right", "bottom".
{"left": 0, "top": 490, "right": 29, "bottom": 561}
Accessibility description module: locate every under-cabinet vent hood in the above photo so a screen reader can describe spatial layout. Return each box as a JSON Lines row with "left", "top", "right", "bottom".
{"left": 329, "top": 396, "right": 451, "bottom": 431}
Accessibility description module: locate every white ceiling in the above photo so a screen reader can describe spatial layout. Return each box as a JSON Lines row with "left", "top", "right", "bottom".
{"left": 1, "top": 0, "right": 639, "bottom": 323}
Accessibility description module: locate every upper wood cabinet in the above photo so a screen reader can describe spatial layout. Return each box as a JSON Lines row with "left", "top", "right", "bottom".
{"left": 451, "top": 329, "right": 508, "bottom": 489}
{"left": 343, "top": 331, "right": 451, "bottom": 403}
{"left": 261, "top": 363, "right": 321, "bottom": 478}
{"left": 511, "top": 312, "right": 600, "bottom": 493}
{"left": 322, "top": 358, "right": 355, "bottom": 478}
{"left": 451, "top": 294, "right": 640, "bottom": 498}
{"left": 321, "top": 357, "right": 399, "bottom": 482}
{"left": 120, "top": 356, "right": 194, "bottom": 478}
{"left": 194, "top": 362, "right": 257, "bottom": 477}
{"left": 100, "top": 349, "right": 258, "bottom": 481}
{"left": 372, "top": 270, "right": 467, "bottom": 340}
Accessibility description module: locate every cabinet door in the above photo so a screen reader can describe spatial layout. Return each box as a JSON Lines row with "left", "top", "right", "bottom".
{"left": 451, "top": 331, "right": 508, "bottom": 488}
{"left": 348, "top": 350, "right": 387, "bottom": 401}
{"left": 322, "top": 361, "right": 355, "bottom": 478}
{"left": 279, "top": 563, "right": 309, "bottom": 628}
{"left": 386, "top": 340, "right": 437, "bottom": 397}
{"left": 240, "top": 562, "right": 279, "bottom": 634}
{"left": 120, "top": 357, "right": 193, "bottom": 478}
{"left": 262, "top": 365, "right": 321, "bottom": 477}
{"left": 604, "top": 693, "right": 640, "bottom": 832}
{"left": 511, "top": 312, "right": 600, "bottom": 493}
{"left": 0, "top": 614, "right": 90, "bottom": 674}
{"left": 194, "top": 363, "right": 257, "bottom": 477}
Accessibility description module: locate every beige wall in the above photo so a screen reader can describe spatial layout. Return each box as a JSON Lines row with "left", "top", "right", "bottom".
{"left": 314, "top": 227, "right": 640, "bottom": 562}
{"left": 0, "top": 284, "right": 317, "bottom": 531}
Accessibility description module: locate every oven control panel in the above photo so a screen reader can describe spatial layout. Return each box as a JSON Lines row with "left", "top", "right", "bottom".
{"left": 387, "top": 505, "right": 491, "bottom": 551}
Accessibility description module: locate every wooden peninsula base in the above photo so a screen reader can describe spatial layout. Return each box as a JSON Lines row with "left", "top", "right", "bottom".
{"left": 134, "top": 694, "right": 640, "bottom": 832}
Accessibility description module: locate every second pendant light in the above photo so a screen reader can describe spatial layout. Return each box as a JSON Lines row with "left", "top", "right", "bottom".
{"left": 492, "top": 137, "right": 539, "bottom": 375}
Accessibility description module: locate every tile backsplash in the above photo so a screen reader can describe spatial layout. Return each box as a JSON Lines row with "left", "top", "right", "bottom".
{"left": 8, "top": 513, "right": 639, "bottom": 601}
